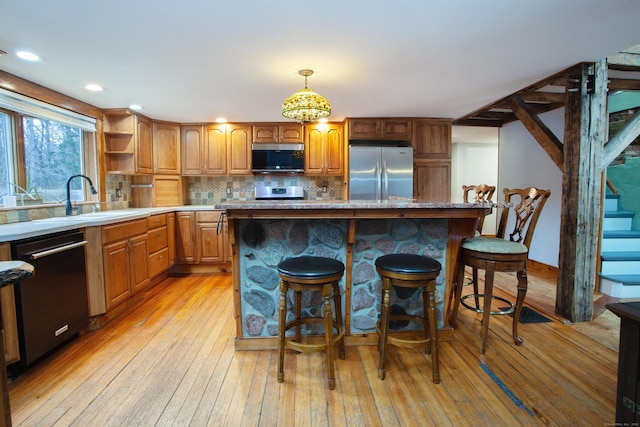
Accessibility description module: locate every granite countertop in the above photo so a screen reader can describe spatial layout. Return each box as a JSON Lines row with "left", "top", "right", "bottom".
{"left": 215, "top": 199, "right": 493, "bottom": 210}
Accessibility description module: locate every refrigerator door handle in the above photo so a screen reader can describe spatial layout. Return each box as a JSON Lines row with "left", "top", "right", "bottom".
{"left": 376, "top": 160, "right": 382, "bottom": 200}
{"left": 382, "top": 160, "right": 389, "bottom": 200}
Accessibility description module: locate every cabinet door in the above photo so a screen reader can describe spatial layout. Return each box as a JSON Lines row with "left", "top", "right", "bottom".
{"left": 383, "top": 119, "right": 412, "bottom": 139}
{"left": 228, "top": 125, "right": 252, "bottom": 175}
{"left": 176, "top": 212, "right": 196, "bottom": 263}
{"left": 252, "top": 125, "right": 278, "bottom": 143}
{"left": 181, "top": 125, "right": 204, "bottom": 175}
{"left": 153, "top": 122, "right": 181, "bottom": 174}
{"left": 305, "top": 127, "right": 325, "bottom": 174}
{"left": 167, "top": 213, "right": 176, "bottom": 266}
{"left": 197, "top": 222, "right": 225, "bottom": 263}
{"left": 103, "top": 240, "right": 132, "bottom": 309}
{"left": 204, "top": 124, "right": 227, "bottom": 175}
{"left": 324, "top": 125, "right": 344, "bottom": 175}
{"left": 348, "top": 119, "right": 381, "bottom": 139}
{"left": 136, "top": 116, "right": 153, "bottom": 174}
{"left": 413, "top": 119, "right": 451, "bottom": 159}
{"left": 130, "top": 234, "right": 150, "bottom": 294}
{"left": 413, "top": 160, "right": 451, "bottom": 202}
{"left": 279, "top": 124, "right": 304, "bottom": 143}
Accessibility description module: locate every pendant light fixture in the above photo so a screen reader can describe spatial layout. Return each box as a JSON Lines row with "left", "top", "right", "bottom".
{"left": 282, "top": 69, "right": 331, "bottom": 123}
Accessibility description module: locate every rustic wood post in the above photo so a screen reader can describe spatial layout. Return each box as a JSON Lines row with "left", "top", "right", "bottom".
{"left": 556, "top": 61, "right": 607, "bottom": 321}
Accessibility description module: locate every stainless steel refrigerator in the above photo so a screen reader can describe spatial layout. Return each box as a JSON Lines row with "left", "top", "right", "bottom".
{"left": 349, "top": 145, "right": 413, "bottom": 200}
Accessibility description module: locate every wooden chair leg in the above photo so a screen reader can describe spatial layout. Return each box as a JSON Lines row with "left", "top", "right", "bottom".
{"left": 480, "top": 262, "right": 496, "bottom": 354}
{"left": 332, "top": 282, "right": 345, "bottom": 359}
{"left": 472, "top": 267, "right": 480, "bottom": 309}
{"left": 277, "top": 280, "right": 287, "bottom": 383}
{"left": 323, "top": 285, "right": 336, "bottom": 390}
{"left": 426, "top": 286, "right": 440, "bottom": 384}
{"left": 378, "top": 279, "right": 391, "bottom": 380}
{"left": 513, "top": 269, "right": 528, "bottom": 346}
{"left": 294, "top": 290, "right": 302, "bottom": 343}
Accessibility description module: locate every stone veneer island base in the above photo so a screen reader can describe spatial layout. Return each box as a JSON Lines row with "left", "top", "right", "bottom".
{"left": 217, "top": 200, "right": 490, "bottom": 350}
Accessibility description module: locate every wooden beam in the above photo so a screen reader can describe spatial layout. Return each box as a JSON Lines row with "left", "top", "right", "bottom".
{"left": 556, "top": 61, "right": 607, "bottom": 322}
{"left": 601, "top": 109, "right": 640, "bottom": 167}
{"left": 508, "top": 95, "right": 564, "bottom": 171}
{"left": 608, "top": 78, "right": 640, "bottom": 92}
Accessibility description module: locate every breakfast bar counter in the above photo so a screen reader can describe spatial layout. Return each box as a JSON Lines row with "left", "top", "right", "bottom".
{"left": 216, "top": 200, "right": 491, "bottom": 349}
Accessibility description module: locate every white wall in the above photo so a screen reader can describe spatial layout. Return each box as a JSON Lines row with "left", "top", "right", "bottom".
{"left": 451, "top": 140, "right": 499, "bottom": 235}
{"left": 498, "top": 109, "right": 564, "bottom": 267}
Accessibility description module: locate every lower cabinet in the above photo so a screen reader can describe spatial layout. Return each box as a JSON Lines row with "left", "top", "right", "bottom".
{"left": 147, "top": 213, "right": 169, "bottom": 278}
{"left": 175, "top": 210, "right": 231, "bottom": 268}
{"left": 102, "top": 219, "right": 149, "bottom": 310}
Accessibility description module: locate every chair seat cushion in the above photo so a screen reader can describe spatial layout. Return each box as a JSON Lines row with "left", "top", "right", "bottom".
{"left": 375, "top": 254, "right": 441, "bottom": 274}
{"left": 278, "top": 256, "right": 345, "bottom": 279}
{"left": 462, "top": 236, "right": 527, "bottom": 254}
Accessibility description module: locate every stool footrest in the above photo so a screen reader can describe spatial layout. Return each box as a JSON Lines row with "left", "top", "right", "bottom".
{"left": 376, "top": 316, "right": 435, "bottom": 348}
{"left": 284, "top": 318, "right": 344, "bottom": 353}
{"left": 460, "top": 294, "right": 514, "bottom": 315}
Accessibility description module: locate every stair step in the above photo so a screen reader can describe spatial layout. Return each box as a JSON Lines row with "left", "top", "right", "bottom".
{"left": 601, "top": 251, "right": 640, "bottom": 274}
{"left": 601, "top": 230, "right": 640, "bottom": 251}
{"left": 605, "top": 193, "right": 619, "bottom": 199}
{"left": 600, "top": 274, "right": 640, "bottom": 298}
{"left": 603, "top": 213, "right": 634, "bottom": 231}
{"left": 601, "top": 251, "right": 640, "bottom": 261}
{"left": 604, "top": 210, "right": 635, "bottom": 218}
{"left": 603, "top": 230, "right": 640, "bottom": 238}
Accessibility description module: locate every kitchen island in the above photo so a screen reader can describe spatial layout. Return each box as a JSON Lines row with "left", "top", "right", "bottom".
{"left": 217, "top": 199, "right": 491, "bottom": 349}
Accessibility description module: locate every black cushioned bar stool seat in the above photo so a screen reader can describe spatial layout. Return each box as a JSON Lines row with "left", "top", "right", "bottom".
{"left": 277, "top": 256, "right": 345, "bottom": 390}
{"left": 375, "top": 253, "right": 442, "bottom": 383}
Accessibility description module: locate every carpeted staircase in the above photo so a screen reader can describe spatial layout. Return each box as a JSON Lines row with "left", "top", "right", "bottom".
{"left": 600, "top": 192, "right": 640, "bottom": 298}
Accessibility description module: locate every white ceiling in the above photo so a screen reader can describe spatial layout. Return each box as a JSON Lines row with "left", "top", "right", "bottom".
{"left": 1, "top": 0, "right": 639, "bottom": 125}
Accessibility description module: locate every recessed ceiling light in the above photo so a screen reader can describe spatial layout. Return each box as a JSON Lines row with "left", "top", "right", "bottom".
{"left": 85, "top": 83, "right": 103, "bottom": 92}
{"left": 16, "top": 51, "right": 40, "bottom": 61}
{"left": 129, "top": 104, "right": 143, "bottom": 111}
{"left": 215, "top": 117, "right": 227, "bottom": 123}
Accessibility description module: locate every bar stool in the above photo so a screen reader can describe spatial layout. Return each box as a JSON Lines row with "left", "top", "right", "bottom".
{"left": 375, "top": 253, "right": 442, "bottom": 383}
{"left": 450, "top": 187, "right": 551, "bottom": 353}
{"left": 277, "top": 256, "right": 345, "bottom": 390}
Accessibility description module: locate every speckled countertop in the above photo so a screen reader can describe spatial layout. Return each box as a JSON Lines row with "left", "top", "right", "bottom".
{"left": 0, "top": 200, "right": 492, "bottom": 241}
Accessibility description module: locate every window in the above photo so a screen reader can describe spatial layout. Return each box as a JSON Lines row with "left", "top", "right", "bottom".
{"left": 0, "top": 89, "right": 98, "bottom": 207}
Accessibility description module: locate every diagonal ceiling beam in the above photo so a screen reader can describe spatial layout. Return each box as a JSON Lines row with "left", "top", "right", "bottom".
{"left": 508, "top": 95, "right": 564, "bottom": 171}
{"left": 602, "top": 108, "right": 640, "bottom": 168}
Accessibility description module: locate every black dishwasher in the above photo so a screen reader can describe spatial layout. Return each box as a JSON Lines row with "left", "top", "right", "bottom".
{"left": 10, "top": 229, "right": 89, "bottom": 370}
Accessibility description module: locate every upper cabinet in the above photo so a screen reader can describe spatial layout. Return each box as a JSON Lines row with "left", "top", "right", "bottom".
{"left": 253, "top": 123, "right": 303, "bottom": 143}
{"left": 412, "top": 119, "right": 452, "bottom": 202}
{"left": 305, "top": 123, "right": 344, "bottom": 176}
{"left": 152, "top": 121, "right": 181, "bottom": 174}
{"left": 103, "top": 109, "right": 153, "bottom": 174}
{"left": 181, "top": 123, "right": 251, "bottom": 176}
{"left": 412, "top": 119, "right": 451, "bottom": 159}
{"left": 348, "top": 118, "right": 412, "bottom": 140}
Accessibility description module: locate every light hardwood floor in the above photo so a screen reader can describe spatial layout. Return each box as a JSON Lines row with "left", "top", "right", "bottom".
{"left": 7, "top": 268, "right": 619, "bottom": 426}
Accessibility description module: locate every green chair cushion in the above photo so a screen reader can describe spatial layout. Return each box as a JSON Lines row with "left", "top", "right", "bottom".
{"left": 462, "top": 236, "right": 528, "bottom": 254}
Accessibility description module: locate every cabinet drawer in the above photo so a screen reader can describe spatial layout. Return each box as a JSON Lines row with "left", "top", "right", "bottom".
{"left": 147, "top": 214, "right": 167, "bottom": 229}
{"left": 102, "top": 219, "right": 147, "bottom": 244}
{"left": 148, "top": 225, "right": 168, "bottom": 254}
{"left": 196, "top": 211, "right": 222, "bottom": 223}
{"left": 148, "top": 247, "right": 169, "bottom": 278}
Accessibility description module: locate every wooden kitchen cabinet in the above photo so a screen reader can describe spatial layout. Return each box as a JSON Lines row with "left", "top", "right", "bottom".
{"left": 152, "top": 121, "right": 181, "bottom": 174}
{"left": 147, "top": 214, "right": 169, "bottom": 278}
{"left": 167, "top": 212, "right": 176, "bottom": 266}
{"left": 103, "top": 109, "right": 153, "bottom": 174}
{"left": 412, "top": 119, "right": 451, "bottom": 159}
{"left": 305, "top": 123, "right": 344, "bottom": 176}
{"left": 253, "top": 123, "right": 303, "bottom": 143}
{"left": 175, "top": 211, "right": 230, "bottom": 269}
{"left": 348, "top": 118, "right": 412, "bottom": 140}
{"left": 131, "top": 174, "right": 185, "bottom": 207}
{"left": 412, "top": 119, "right": 452, "bottom": 202}
{"left": 102, "top": 219, "right": 149, "bottom": 309}
{"left": 181, "top": 124, "right": 251, "bottom": 175}
{"left": 0, "top": 243, "right": 19, "bottom": 365}
{"left": 175, "top": 211, "right": 196, "bottom": 263}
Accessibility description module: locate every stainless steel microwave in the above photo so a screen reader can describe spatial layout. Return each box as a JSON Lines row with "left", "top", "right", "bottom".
{"left": 251, "top": 143, "right": 304, "bottom": 173}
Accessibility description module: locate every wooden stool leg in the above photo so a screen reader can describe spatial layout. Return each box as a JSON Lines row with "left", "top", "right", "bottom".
{"left": 449, "top": 258, "right": 467, "bottom": 327}
{"left": 480, "top": 262, "right": 496, "bottom": 354}
{"left": 472, "top": 267, "right": 480, "bottom": 309}
{"left": 332, "top": 282, "right": 345, "bottom": 359}
{"left": 422, "top": 289, "right": 431, "bottom": 354}
{"left": 426, "top": 284, "right": 440, "bottom": 383}
{"left": 378, "top": 278, "right": 391, "bottom": 380}
{"left": 294, "top": 290, "right": 302, "bottom": 343}
{"left": 323, "top": 284, "right": 336, "bottom": 390}
{"left": 513, "top": 269, "right": 528, "bottom": 346}
{"left": 277, "top": 280, "right": 287, "bottom": 383}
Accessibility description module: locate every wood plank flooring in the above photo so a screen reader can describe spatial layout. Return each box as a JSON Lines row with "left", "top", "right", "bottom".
{"left": 8, "top": 270, "right": 618, "bottom": 426}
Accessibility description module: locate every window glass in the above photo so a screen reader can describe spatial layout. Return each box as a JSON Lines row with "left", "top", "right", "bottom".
{"left": 23, "top": 116, "right": 84, "bottom": 203}
{"left": 0, "top": 111, "right": 14, "bottom": 197}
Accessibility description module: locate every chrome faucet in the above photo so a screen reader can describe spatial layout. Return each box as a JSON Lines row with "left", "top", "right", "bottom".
{"left": 66, "top": 174, "right": 98, "bottom": 216}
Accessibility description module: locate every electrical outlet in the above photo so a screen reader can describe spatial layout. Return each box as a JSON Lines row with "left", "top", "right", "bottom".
{"left": 115, "top": 188, "right": 122, "bottom": 197}
{"left": 322, "top": 186, "right": 327, "bottom": 193}
{"left": 226, "top": 187, "right": 232, "bottom": 195}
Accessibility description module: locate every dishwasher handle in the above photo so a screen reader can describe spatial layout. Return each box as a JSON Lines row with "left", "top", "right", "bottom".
{"left": 27, "top": 240, "right": 87, "bottom": 260}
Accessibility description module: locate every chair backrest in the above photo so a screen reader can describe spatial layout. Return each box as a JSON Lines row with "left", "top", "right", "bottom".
{"left": 496, "top": 187, "right": 551, "bottom": 249}
{"left": 462, "top": 184, "right": 496, "bottom": 233}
